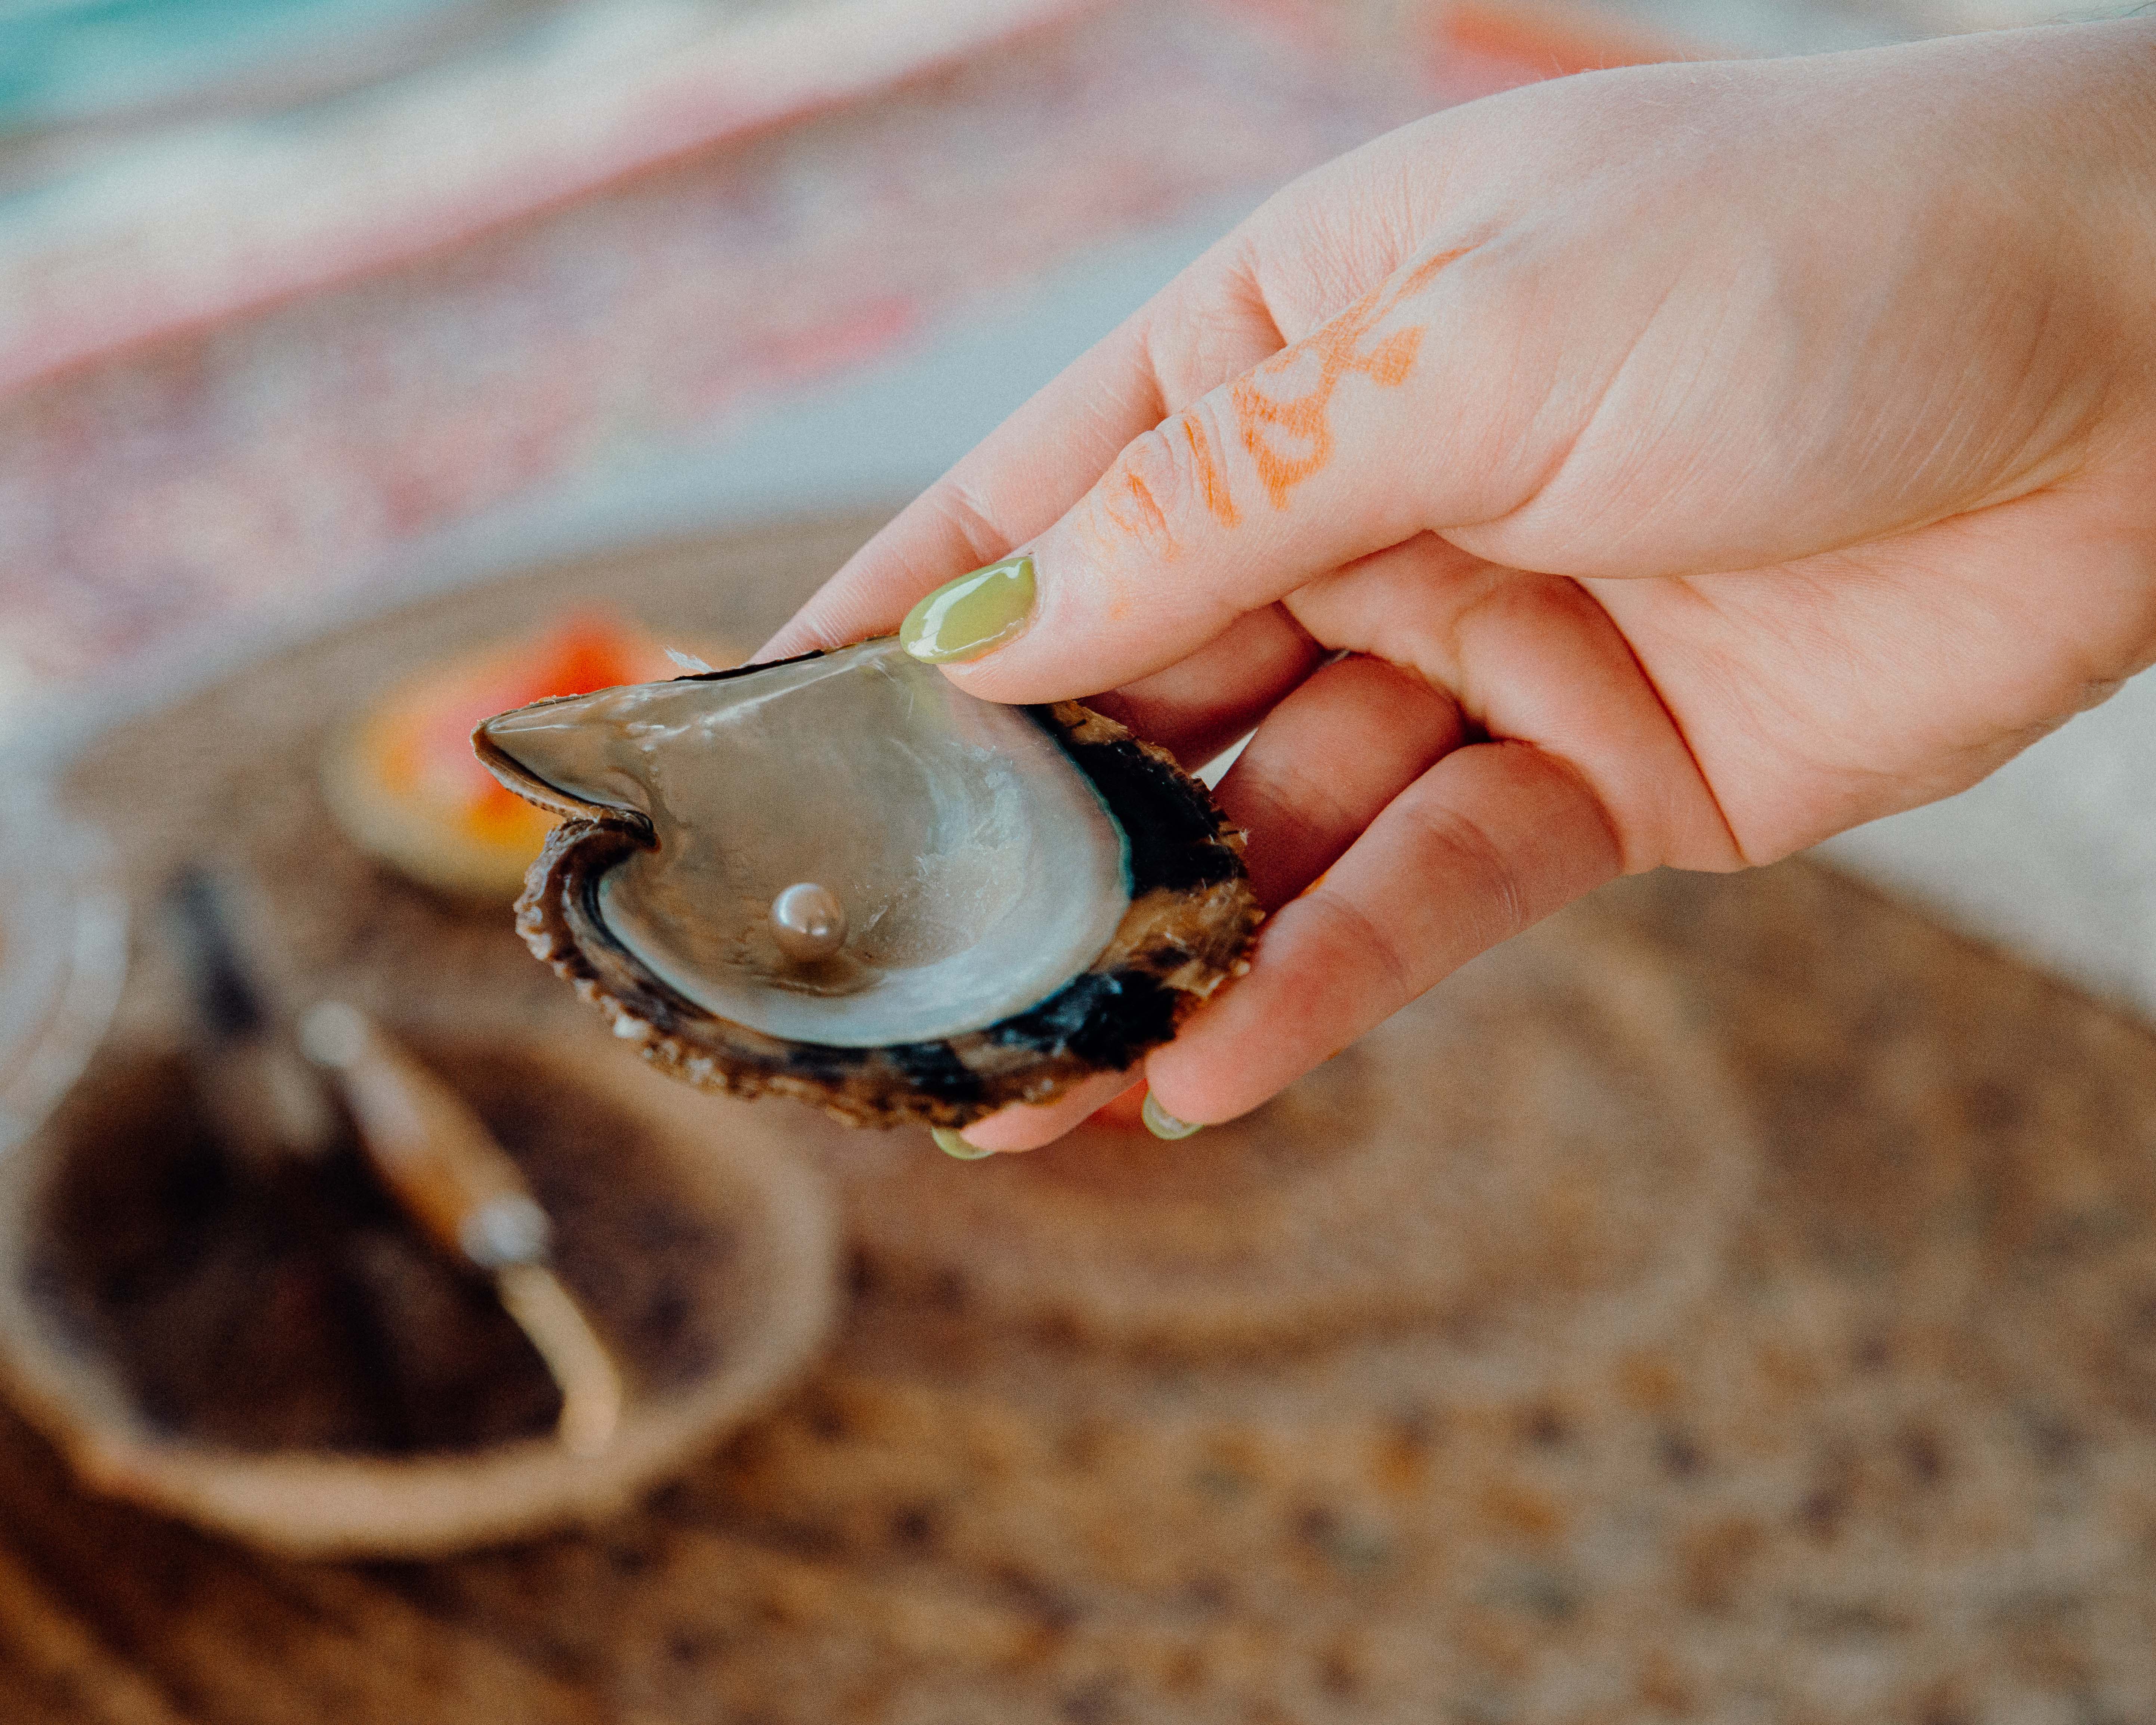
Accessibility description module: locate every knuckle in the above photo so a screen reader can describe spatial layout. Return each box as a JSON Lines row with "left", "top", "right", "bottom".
{"left": 928, "top": 482, "right": 1015, "bottom": 566}
{"left": 1149, "top": 290, "right": 1279, "bottom": 405}
{"left": 1083, "top": 417, "right": 1207, "bottom": 565}
{"left": 1401, "top": 790, "right": 1530, "bottom": 941}
{"left": 1310, "top": 890, "right": 1421, "bottom": 1020}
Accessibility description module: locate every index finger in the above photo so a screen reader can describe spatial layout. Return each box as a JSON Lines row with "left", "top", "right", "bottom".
{"left": 755, "top": 231, "right": 1292, "bottom": 662}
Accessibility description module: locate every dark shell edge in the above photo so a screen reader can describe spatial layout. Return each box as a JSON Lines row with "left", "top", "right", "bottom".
{"left": 494, "top": 678, "right": 1264, "bottom": 1129}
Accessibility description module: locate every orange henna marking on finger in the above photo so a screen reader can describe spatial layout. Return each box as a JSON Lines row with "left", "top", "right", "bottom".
{"left": 1080, "top": 248, "right": 1459, "bottom": 560}
{"left": 1099, "top": 461, "right": 1179, "bottom": 562}
{"left": 1356, "top": 326, "right": 1424, "bottom": 388}
{"left": 1232, "top": 248, "right": 1464, "bottom": 510}
{"left": 1180, "top": 413, "right": 1240, "bottom": 527}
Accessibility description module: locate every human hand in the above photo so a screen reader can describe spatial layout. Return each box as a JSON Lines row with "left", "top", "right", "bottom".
{"left": 762, "top": 21, "right": 2156, "bottom": 1151}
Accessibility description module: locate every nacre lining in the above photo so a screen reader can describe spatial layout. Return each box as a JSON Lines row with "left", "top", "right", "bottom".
{"left": 479, "top": 640, "right": 1133, "bottom": 1048}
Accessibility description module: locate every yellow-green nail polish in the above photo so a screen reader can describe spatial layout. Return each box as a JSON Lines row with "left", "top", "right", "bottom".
{"left": 900, "top": 555, "right": 1036, "bottom": 663}
{"left": 1142, "top": 1093, "right": 1202, "bottom": 1140}
{"left": 933, "top": 1126, "right": 995, "bottom": 1159}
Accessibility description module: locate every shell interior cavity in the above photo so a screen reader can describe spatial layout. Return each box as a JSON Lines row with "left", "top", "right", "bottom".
{"left": 477, "top": 640, "right": 1133, "bottom": 1047}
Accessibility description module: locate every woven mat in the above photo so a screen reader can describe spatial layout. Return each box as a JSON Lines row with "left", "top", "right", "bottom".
{"left": 5, "top": 517, "right": 2154, "bottom": 1724}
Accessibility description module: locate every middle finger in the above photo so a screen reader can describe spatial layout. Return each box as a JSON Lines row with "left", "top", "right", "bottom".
{"left": 1214, "top": 650, "right": 1469, "bottom": 908}
{"left": 1084, "top": 602, "right": 1326, "bottom": 770}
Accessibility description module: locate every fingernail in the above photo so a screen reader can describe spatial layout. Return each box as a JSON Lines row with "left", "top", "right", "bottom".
{"left": 900, "top": 555, "right": 1035, "bottom": 663}
{"left": 932, "top": 1126, "right": 995, "bottom": 1159}
{"left": 1141, "top": 1093, "right": 1202, "bottom": 1140}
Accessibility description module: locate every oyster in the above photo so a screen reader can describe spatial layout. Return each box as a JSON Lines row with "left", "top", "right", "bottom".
{"left": 475, "top": 639, "right": 1261, "bottom": 1127}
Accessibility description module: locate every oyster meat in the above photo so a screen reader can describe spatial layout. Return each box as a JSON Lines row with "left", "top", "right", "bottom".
{"left": 476, "top": 639, "right": 1261, "bottom": 1127}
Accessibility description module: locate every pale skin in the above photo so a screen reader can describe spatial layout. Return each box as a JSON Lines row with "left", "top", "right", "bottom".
{"left": 762, "top": 20, "right": 2156, "bottom": 1151}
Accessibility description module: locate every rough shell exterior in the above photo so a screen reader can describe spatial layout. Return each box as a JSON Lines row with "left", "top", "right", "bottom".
{"left": 493, "top": 677, "right": 1262, "bottom": 1129}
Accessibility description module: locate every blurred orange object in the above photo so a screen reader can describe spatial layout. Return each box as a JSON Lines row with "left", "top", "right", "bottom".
{"left": 1430, "top": 0, "right": 1677, "bottom": 89}
{"left": 322, "top": 612, "right": 724, "bottom": 901}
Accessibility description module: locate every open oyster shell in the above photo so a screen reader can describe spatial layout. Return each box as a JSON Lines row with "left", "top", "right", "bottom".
{"left": 475, "top": 639, "right": 1262, "bottom": 1128}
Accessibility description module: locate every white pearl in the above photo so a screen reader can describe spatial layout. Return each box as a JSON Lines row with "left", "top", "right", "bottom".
{"left": 770, "top": 882, "right": 847, "bottom": 962}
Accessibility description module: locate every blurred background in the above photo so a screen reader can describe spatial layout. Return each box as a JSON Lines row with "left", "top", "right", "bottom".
{"left": 3, "top": 0, "right": 2156, "bottom": 1721}
{"left": 8, "top": 0, "right": 2156, "bottom": 1009}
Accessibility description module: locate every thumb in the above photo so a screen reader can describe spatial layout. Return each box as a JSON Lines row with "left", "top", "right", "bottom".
{"left": 901, "top": 246, "right": 1498, "bottom": 703}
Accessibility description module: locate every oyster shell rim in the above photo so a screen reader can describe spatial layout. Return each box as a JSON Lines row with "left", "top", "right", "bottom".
{"left": 477, "top": 650, "right": 1263, "bottom": 1129}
